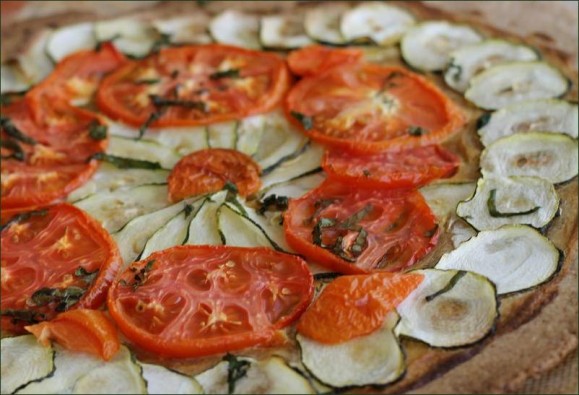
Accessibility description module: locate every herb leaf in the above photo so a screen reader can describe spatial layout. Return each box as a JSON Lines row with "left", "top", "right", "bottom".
{"left": 447, "top": 61, "right": 463, "bottom": 83}
{"left": 0, "top": 309, "right": 46, "bottom": 325}
{"left": 88, "top": 120, "right": 108, "bottom": 140}
{"left": 135, "top": 78, "right": 161, "bottom": 85}
{"left": 30, "top": 286, "right": 86, "bottom": 312}
{"left": 75, "top": 267, "right": 99, "bottom": 284}
{"left": 258, "top": 194, "right": 289, "bottom": 215}
{"left": 0, "top": 138, "right": 25, "bottom": 161}
{"left": 88, "top": 152, "right": 162, "bottom": 169}
{"left": 138, "top": 109, "right": 166, "bottom": 140}
{"left": 312, "top": 217, "right": 337, "bottom": 246}
{"left": 223, "top": 353, "right": 250, "bottom": 394}
{"left": 1, "top": 208, "right": 48, "bottom": 232}
{"left": 407, "top": 126, "right": 427, "bottom": 137}
{"left": 487, "top": 189, "right": 540, "bottom": 218}
{"left": 150, "top": 95, "right": 207, "bottom": 111}
{"left": 476, "top": 113, "right": 492, "bottom": 129}
{"left": 210, "top": 69, "right": 240, "bottom": 80}
{"left": 0, "top": 116, "right": 36, "bottom": 145}
{"left": 290, "top": 111, "right": 313, "bottom": 131}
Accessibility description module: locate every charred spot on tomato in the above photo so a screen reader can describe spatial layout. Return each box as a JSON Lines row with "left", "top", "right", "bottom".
{"left": 0, "top": 309, "right": 46, "bottom": 325}
{"left": 120, "top": 260, "right": 156, "bottom": 291}
{"left": 290, "top": 111, "right": 313, "bottom": 131}
{"left": 210, "top": 69, "right": 241, "bottom": 80}
{"left": 407, "top": 125, "right": 428, "bottom": 137}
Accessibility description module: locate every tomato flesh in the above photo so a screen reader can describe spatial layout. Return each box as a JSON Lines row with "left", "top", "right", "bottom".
{"left": 107, "top": 245, "right": 313, "bottom": 358}
{"left": 287, "top": 45, "right": 364, "bottom": 77}
{"left": 284, "top": 179, "right": 440, "bottom": 274}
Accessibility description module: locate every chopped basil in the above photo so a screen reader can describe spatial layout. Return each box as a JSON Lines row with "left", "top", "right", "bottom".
{"left": 121, "top": 260, "right": 156, "bottom": 291}
{"left": 340, "top": 204, "right": 373, "bottom": 230}
{"left": 223, "top": 353, "right": 250, "bottom": 394}
{"left": 487, "top": 189, "right": 540, "bottom": 218}
{"left": 362, "top": 169, "right": 371, "bottom": 177}
{"left": 447, "top": 61, "right": 463, "bottom": 83}
{"left": 351, "top": 228, "right": 368, "bottom": 256}
{"left": 135, "top": 78, "right": 161, "bottom": 85}
{"left": 476, "top": 113, "right": 492, "bottom": 129}
{"left": 425, "top": 271, "right": 467, "bottom": 302}
{"left": 312, "top": 217, "right": 337, "bottom": 246}
{"left": 258, "top": 194, "right": 289, "bottom": 215}
{"left": 150, "top": 94, "right": 207, "bottom": 112}
{"left": 150, "top": 33, "right": 172, "bottom": 54}
{"left": 381, "top": 71, "right": 403, "bottom": 90}
{"left": 223, "top": 182, "right": 248, "bottom": 216}
{"left": 210, "top": 69, "right": 241, "bottom": 80}
{"left": 184, "top": 204, "right": 194, "bottom": 217}
{"left": 30, "top": 286, "right": 86, "bottom": 312}
{"left": 138, "top": 108, "right": 166, "bottom": 140}
{"left": 407, "top": 126, "right": 427, "bottom": 137}
{"left": 290, "top": 111, "right": 313, "bottom": 131}
{"left": 0, "top": 116, "right": 36, "bottom": 145}
{"left": 0, "top": 309, "right": 46, "bottom": 325}
{"left": 88, "top": 152, "right": 162, "bottom": 169}
{"left": 75, "top": 267, "right": 99, "bottom": 284}
{"left": 88, "top": 120, "right": 108, "bottom": 140}
{"left": 0, "top": 91, "right": 27, "bottom": 106}
{"left": 0, "top": 208, "right": 48, "bottom": 232}
{"left": 0, "top": 138, "right": 25, "bottom": 161}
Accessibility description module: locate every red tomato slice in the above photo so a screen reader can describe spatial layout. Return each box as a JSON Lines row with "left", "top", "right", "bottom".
{"left": 96, "top": 44, "right": 290, "bottom": 127}
{"left": 284, "top": 179, "right": 440, "bottom": 274}
{"left": 168, "top": 148, "right": 262, "bottom": 202}
{"left": 322, "top": 145, "right": 460, "bottom": 189}
{"left": 286, "top": 64, "right": 465, "bottom": 152}
{"left": 1, "top": 204, "right": 122, "bottom": 334}
{"left": 26, "top": 43, "right": 126, "bottom": 126}
{"left": 25, "top": 309, "right": 121, "bottom": 361}
{"left": 287, "top": 45, "right": 364, "bottom": 77}
{"left": 297, "top": 272, "right": 423, "bottom": 343}
{"left": 1, "top": 100, "right": 106, "bottom": 211}
{"left": 107, "top": 245, "right": 313, "bottom": 358}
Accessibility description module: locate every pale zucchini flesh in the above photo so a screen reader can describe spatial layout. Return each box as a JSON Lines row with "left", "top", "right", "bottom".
{"left": 94, "top": 18, "right": 159, "bottom": 57}
{"left": 1, "top": 63, "right": 31, "bottom": 93}
{"left": 18, "top": 29, "right": 55, "bottom": 84}
{"left": 395, "top": 269, "right": 497, "bottom": 348}
{"left": 260, "top": 143, "right": 324, "bottom": 189}
{"left": 304, "top": 4, "right": 350, "bottom": 45}
{"left": 419, "top": 182, "right": 477, "bottom": 220}
{"left": 436, "top": 225, "right": 560, "bottom": 295}
{"left": 456, "top": 176, "right": 560, "bottom": 231}
{"left": 140, "top": 362, "right": 204, "bottom": 394}
{"left": 260, "top": 14, "right": 313, "bottom": 49}
{"left": 207, "top": 121, "right": 238, "bottom": 149}
{"left": 480, "top": 132, "right": 579, "bottom": 184}
{"left": 209, "top": 10, "right": 261, "bottom": 50}
{"left": 465, "top": 61, "right": 570, "bottom": 110}
{"left": 185, "top": 191, "right": 227, "bottom": 246}
{"left": 46, "top": 22, "right": 97, "bottom": 62}
{"left": 107, "top": 136, "right": 181, "bottom": 170}
{"left": 258, "top": 171, "right": 325, "bottom": 201}
{"left": 401, "top": 21, "right": 482, "bottom": 71}
{"left": 477, "top": 99, "right": 579, "bottom": 146}
{"left": 217, "top": 202, "right": 277, "bottom": 249}
{"left": 152, "top": 15, "right": 212, "bottom": 45}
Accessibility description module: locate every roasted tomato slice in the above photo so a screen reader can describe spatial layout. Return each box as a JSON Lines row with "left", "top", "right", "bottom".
{"left": 1, "top": 204, "right": 122, "bottom": 334}
{"left": 26, "top": 43, "right": 126, "bottom": 126}
{"left": 297, "top": 272, "right": 424, "bottom": 343}
{"left": 107, "top": 245, "right": 313, "bottom": 358}
{"left": 168, "top": 148, "right": 262, "bottom": 202}
{"left": 1, "top": 100, "right": 106, "bottom": 212}
{"left": 97, "top": 44, "right": 290, "bottom": 127}
{"left": 287, "top": 45, "right": 364, "bottom": 77}
{"left": 284, "top": 179, "right": 440, "bottom": 274}
{"left": 322, "top": 145, "right": 460, "bottom": 189}
{"left": 286, "top": 63, "right": 465, "bottom": 152}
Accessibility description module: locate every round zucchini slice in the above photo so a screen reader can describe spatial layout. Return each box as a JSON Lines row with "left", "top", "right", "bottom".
{"left": 260, "top": 14, "right": 313, "bottom": 49}
{"left": 395, "top": 269, "right": 497, "bottom": 348}
{"left": 304, "top": 4, "right": 350, "bottom": 45}
{"left": 464, "top": 61, "right": 570, "bottom": 110}
{"left": 94, "top": 18, "right": 159, "bottom": 58}
{"left": 444, "top": 39, "right": 539, "bottom": 92}
{"left": 480, "top": 132, "right": 579, "bottom": 184}
{"left": 209, "top": 10, "right": 261, "bottom": 50}
{"left": 46, "top": 22, "right": 97, "bottom": 62}
{"left": 152, "top": 15, "right": 212, "bottom": 45}
{"left": 456, "top": 176, "right": 559, "bottom": 231}
{"left": 436, "top": 225, "right": 560, "bottom": 295}
{"left": 477, "top": 99, "right": 579, "bottom": 147}
{"left": 140, "top": 362, "right": 203, "bottom": 394}
{"left": 419, "top": 182, "right": 477, "bottom": 220}
{"left": 297, "top": 312, "right": 405, "bottom": 388}
{"left": 340, "top": 2, "right": 415, "bottom": 45}
{"left": 401, "top": 21, "right": 483, "bottom": 71}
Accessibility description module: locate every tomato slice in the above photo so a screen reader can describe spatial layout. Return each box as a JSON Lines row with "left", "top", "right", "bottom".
{"left": 1, "top": 203, "right": 122, "bottom": 334}
{"left": 26, "top": 43, "right": 126, "bottom": 126}
{"left": 25, "top": 309, "right": 121, "bottom": 361}
{"left": 107, "top": 245, "right": 313, "bottom": 358}
{"left": 322, "top": 145, "right": 460, "bottom": 189}
{"left": 285, "top": 64, "right": 465, "bottom": 152}
{"left": 1, "top": 100, "right": 107, "bottom": 211}
{"left": 284, "top": 179, "right": 439, "bottom": 274}
{"left": 297, "top": 272, "right": 423, "bottom": 343}
{"left": 96, "top": 44, "right": 290, "bottom": 127}
{"left": 287, "top": 45, "right": 364, "bottom": 77}
{"left": 168, "top": 148, "right": 262, "bottom": 202}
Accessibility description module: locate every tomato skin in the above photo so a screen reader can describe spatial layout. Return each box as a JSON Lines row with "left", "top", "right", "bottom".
{"left": 1, "top": 204, "right": 122, "bottom": 334}
{"left": 107, "top": 245, "right": 313, "bottom": 358}
{"left": 25, "top": 309, "right": 121, "bottom": 361}
{"left": 322, "top": 145, "right": 460, "bottom": 189}
{"left": 297, "top": 272, "right": 423, "bottom": 344}
{"left": 285, "top": 64, "right": 465, "bottom": 152}
{"left": 284, "top": 179, "right": 440, "bottom": 274}
{"left": 287, "top": 45, "right": 363, "bottom": 77}
{"left": 96, "top": 44, "right": 290, "bottom": 128}
{"left": 168, "top": 148, "right": 262, "bottom": 202}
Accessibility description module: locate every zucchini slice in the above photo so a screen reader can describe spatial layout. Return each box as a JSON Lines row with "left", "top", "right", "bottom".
{"left": 18, "top": 29, "right": 54, "bottom": 84}
{"left": 260, "top": 143, "right": 324, "bottom": 189}
{"left": 149, "top": 126, "right": 209, "bottom": 156}
{"left": 1, "top": 335, "right": 55, "bottom": 394}
{"left": 152, "top": 15, "right": 212, "bottom": 45}
{"left": 260, "top": 14, "right": 313, "bottom": 49}
{"left": 401, "top": 21, "right": 482, "bottom": 71}
{"left": 448, "top": 218, "right": 477, "bottom": 248}
{"left": 456, "top": 176, "right": 559, "bottom": 231}
{"left": 480, "top": 132, "right": 578, "bottom": 184}
{"left": 17, "top": 345, "right": 146, "bottom": 394}
{"left": 209, "top": 10, "right": 261, "bottom": 50}
{"left": 465, "top": 61, "right": 570, "bottom": 110}
{"left": 107, "top": 136, "right": 181, "bottom": 170}
{"left": 436, "top": 225, "right": 560, "bottom": 295}
{"left": 304, "top": 4, "right": 350, "bottom": 45}
{"left": 444, "top": 39, "right": 539, "bottom": 92}
{"left": 74, "top": 184, "right": 170, "bottom": 233}
{"left": 94, "top": 18, "right": 159, "bottom": 58}
{"left": 140, "top": 362, "right": 204, "bottom": 394}
{"left": 45, "top": 22, "right": 97, "bottom": 62}
{"left": 207, "top": 121, "right": 238, "bottom": 149}
{"left": 67, "top": 163, "right": 169, "bottom": 203}
{"left": 297, "top": 312, "right": 404, "bottom": 388}
{"left": 236, "top": 114, "right": 267, "bottom": 157}
{"left": 395, "top": 269, "right": 497, "bottom": 348}
{"left": 185, "top": 191, "right": 227, "bottom": 246}
{"left": 196, "top": 355, "right": 315, "bottom": 394}
{"left": 218, "top": 202, "right": 278, "bottom": 249}
{"left": 340, "top": 2, "right": 415, "bottom": 45}
{"left": 477, "top": 99, "right": 579, "bottom": 147}
{"left": 1, "top": 63, "right": 31, "bottom": 93}
{"left": 258, "top": 171, "right": 325, "bottom": 201}
{"left": 419, "top": 182, "right": 477, "bottom": 220}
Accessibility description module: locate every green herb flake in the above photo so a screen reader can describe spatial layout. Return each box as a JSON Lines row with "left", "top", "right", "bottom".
{"left": 290, "top": 111, "right": 314, "bottom": 131}
{"left": 184, "top": 204, "right": 194, "bottom": 217}
{"left": 407, "top": 126, "right": 427, "bottom": 137}
{"left": 476, "top": 113, "right": 492, "bottom": 129}
{"left": 0, "top": 309, "right": 46, "bottom": 325}
{"left": 340, "top": 204, "right": 373, "bottom": 230}
{"left": 487, "top": 189, "right": 540, "bottom": 218}
{"left": 1, "top": 138, "right": 25, "bottom": 161}
{"left": 30, "top": 286, "right": 86, "bottom": 312}
{"left": 223, "top": 353, "right": 251, "bottom": 394}
{"left": 447, "top": 61, "right": 463, "bottom": 83}
{"left": 88, "top": 120, "right": 108, "bottom": 140}
{"left": 1, "top": 208, "right": 48, "bottom": 232}
{"left": 210, "top": 69, "right": 241, "bottom": 80}
{"left": 74, "top": 267, "right": 99, "bottom": 284}
{"left": 88, "top": 152, "right": 162, "bottom": 170}
{"left": 135, "top": 78, "right": 161, "bottom": 85}
{"left": 258, "top": 194, "right": 289, "bottom": 215}
{"left": 0, "top": 116, "right": 36, "bottom": 145}
{"left": 138, "top": 109, "right": 166, "bottom": 140}
{"left": 312, "top": 217, "right": 336, "bottom": 246}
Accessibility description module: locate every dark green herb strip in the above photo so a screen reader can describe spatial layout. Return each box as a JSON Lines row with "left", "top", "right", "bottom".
{"left": 447, "top": 61, "right": 463, "bottom": 83}
{"left": 184, "top": 204, "right": 194, "bottom": 217}
{"left": 1, "top": 90, "right": 28, "bottom": 106}
{"left": 258, "top": 194, "right": 289, "bottom": 215}
{"left": 0, "top": 116, "right": 36, "bottom": 145}
{"left": 312, "top": 217, "right": 336, "bottom": 246}
{"left": 313, "top": 272, "right": 342, "bottom": 281}
{"left": 0, "top": 208, "right": 48, "bottom": 232}
{"left": 0, "top": 309, "right": 46, "bottom": 324}
{"left": 290, "top": 111, "right": 313, "bottom": 131}
{"left": 407, "top": 126, "right": 427, "bottom": 137}
{"left": 0, "top": 138, "right": 25, "bottom": 161}
{"left": 476, "top": 113, "right": 492, "bottom": 129}
{"left": 210, "top": 69, "right": 241, "bottom": 80}
{"left": 425, "top": 271, "right": 467, "bottom": 302}
{"left": 75, "top": 267, "right": 99, "bottom": 284}
{"left": 350, "top": 228, "right": 368, "bottom": 256}
{"left": 339, "top": 204, "right": 373, "bottom": 230}
{"left": 149, "top": 33, "right": 172, "bottom": 55}
{"left": 138, "top": 108, "right": 166, "bottom": 140}
{"left": 223, "top": 353, "right": 251, "bottom": 394}
{"left": 88, "top": 120, "right": 108, "bottom": 140}
{"left": 135, "top": 78, "right": 161, "bottom": 85}
{"left": 30, "top": 286, "right": 86, "bottom": 312}
{"left": 487, "top": 189, "right": 540, "bottom": 218}
{"left": 223, "top": 184, "right": 248, "bottom": 217}
{"left": 150, "top": 95, "right": 207, "bottom": 111}
{"left": 88, "top": 152, "right": 162, "bottom": 169}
